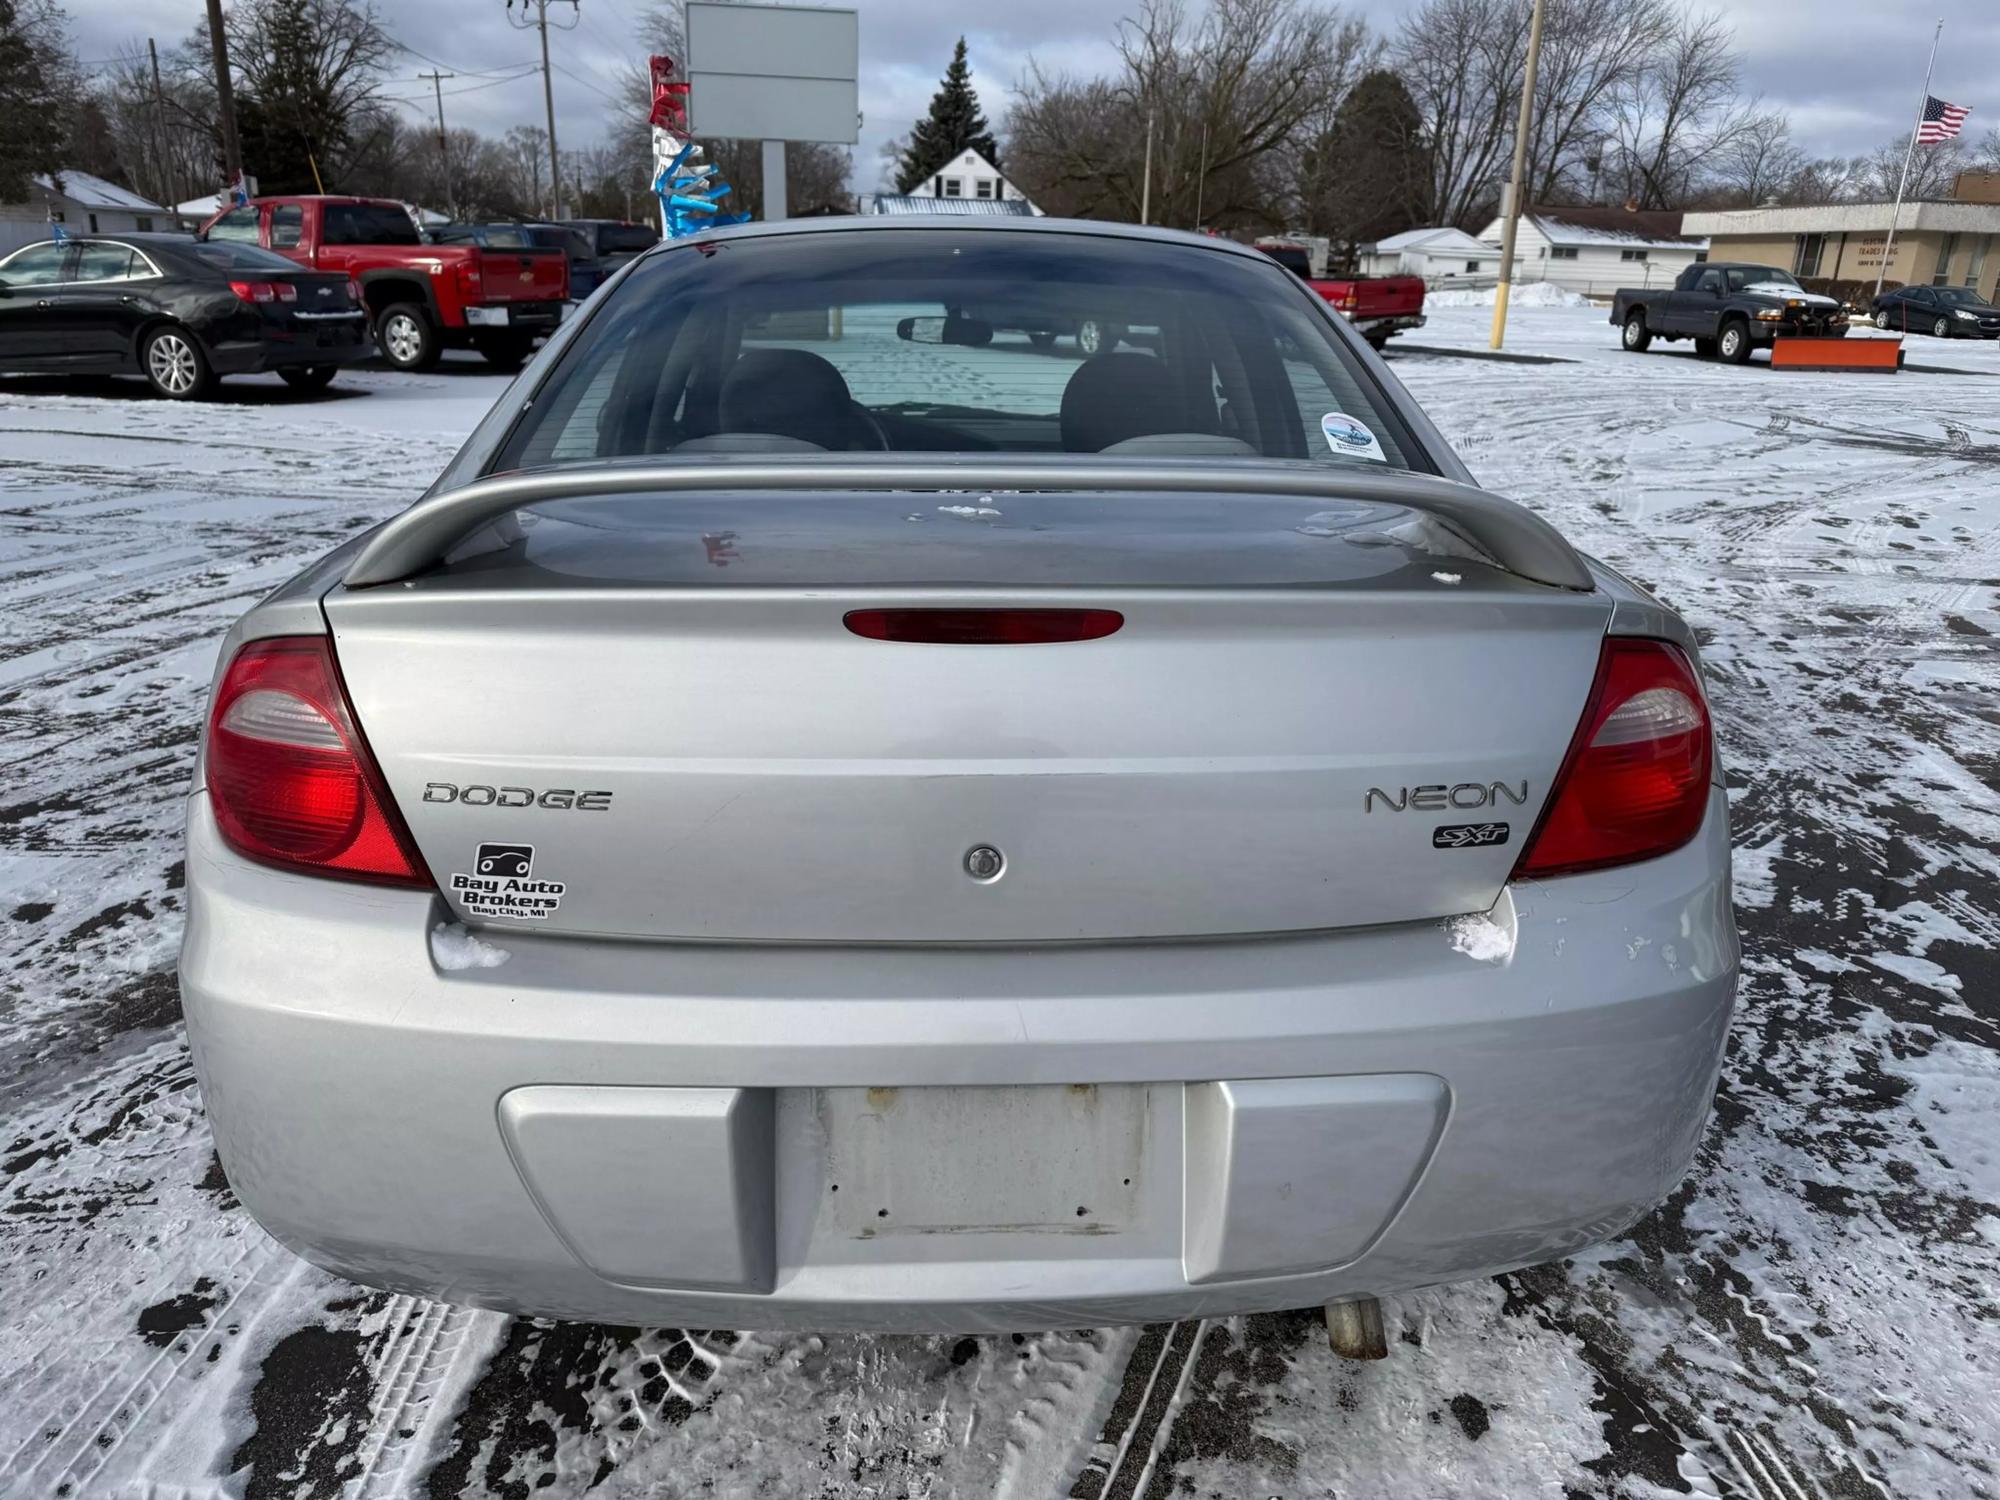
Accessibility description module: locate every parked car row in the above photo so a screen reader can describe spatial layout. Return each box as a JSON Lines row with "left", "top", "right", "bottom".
{"left": 0, "top": 195, "right": 661, "bottom": 399}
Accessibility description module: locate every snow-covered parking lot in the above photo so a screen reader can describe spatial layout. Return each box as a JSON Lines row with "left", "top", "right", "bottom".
{"left": 3, "top": 307, "right": 1998, "bottom": 1498}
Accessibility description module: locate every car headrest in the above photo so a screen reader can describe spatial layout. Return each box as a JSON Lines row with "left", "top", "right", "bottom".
{"left": 719, "top": 347, "right": 854, "bottom": 450}
{"left": 1060, "top": 353, "right": 1183, "bottom": 452}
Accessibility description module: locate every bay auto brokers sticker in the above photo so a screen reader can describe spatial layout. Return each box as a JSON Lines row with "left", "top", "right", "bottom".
{"left": 451, "top": 843, "right": 566, "bottom": 920}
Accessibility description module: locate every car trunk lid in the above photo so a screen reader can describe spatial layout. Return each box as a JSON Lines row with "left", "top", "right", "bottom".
{"left": 323, "top": 490, "right": 1608, "bottom": 942}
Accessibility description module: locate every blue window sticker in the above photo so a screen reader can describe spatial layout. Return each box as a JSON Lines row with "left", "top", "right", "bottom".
{"left": 1320, "top": 412, "right": 1385, "bottom": 462}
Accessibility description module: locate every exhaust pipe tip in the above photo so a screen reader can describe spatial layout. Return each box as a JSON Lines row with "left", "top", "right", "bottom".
{"left": 1324, "top": 1296, "right": 1389, "bottom": 1360}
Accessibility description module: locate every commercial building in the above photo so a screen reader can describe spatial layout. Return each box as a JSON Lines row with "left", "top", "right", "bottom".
{"left": 1682, "top": 200, "right": 2000, "bottom": 300}
{"left": 1, "top": 171, "right": 166, "bottom": 256}
{"left": 1474, "top": 205, "right": 1708, "bottom": 295}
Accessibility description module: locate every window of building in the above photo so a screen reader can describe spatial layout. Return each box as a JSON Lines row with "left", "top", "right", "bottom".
{"left": 87, "top": 213, "right": 99, "bottom": 233}
{"left": 1548, "top": 246, "right": 1578, "bottom": 261}
{"left": 134, "top": 216, "right": 153, "bottom": 231}
{"left": 1465, "top": 260, "right": 1482, "bottom": 272}
{"left": 974, "top": 178, "right": 995, "bottom": 199}
{"left": 1793, "top": 233, "right": 1826, "bottom": 277}
{"left": 1620, "top": 248, "right": 1649, "bottom": 262}
{"left": 1964, "top": 234, "right": 1990, "bottom": 289}
{"left": 1694, "top": 251, "right": 1708, "bottom": 262}
{"left": 941, "top": 177, "right": 963, "bottom": 198}
{"left": 1932, "top": 232, "right": 1959, "bottom": 286}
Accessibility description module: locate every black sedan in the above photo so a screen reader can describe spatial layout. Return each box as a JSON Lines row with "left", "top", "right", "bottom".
{"left": 0, "top": 234, "right": 371, "bottom": 398}
{"left": 1871, "top": 283, "right": 2000, "bottom": 338}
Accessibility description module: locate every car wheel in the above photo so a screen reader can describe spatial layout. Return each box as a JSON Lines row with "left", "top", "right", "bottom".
{"left": 1718, "top": 320, "right": 1751, "bottom": 364}
{"left": 1932, "top": 316, "right": 1951, "bottom": 339}
{"left": 475, "top": 335, "right": 533, "bottom": 373}
{"left": 277, "top": 365, "right": 338, "bottom": 393}
{"left": 1076, "top": 318, "right": 1123, "bottom": 355}
{"left": 376, "top": 303, "right": 441, "bottom": 371}
{"left": 1693, "top": 336, "right": 1718, "bottom": 358}
{"left": 1027, "top": 331, "right": 1057, "bottom": 348}
{"left": 1874, "top": 309, "right": 1891, "bottom": 330}
{"left": 141, "top": 326, "right": 216, "bottom": 400}
{"left": 1621, "top": 312, "right": 1652, "bottom": 351}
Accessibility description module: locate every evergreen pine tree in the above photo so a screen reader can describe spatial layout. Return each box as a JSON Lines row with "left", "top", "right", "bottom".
{"left": 895, "top": 38, "right": 1001, "bottom": 195}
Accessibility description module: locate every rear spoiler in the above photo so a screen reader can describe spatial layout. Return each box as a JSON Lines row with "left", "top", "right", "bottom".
{"left": 339, "top": 455, "right": 1595, "bottom": 591}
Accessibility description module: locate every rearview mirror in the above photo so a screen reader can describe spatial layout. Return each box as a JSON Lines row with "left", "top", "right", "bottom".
{"left": 896, "top": 314, "right": 994, "bottom": 347}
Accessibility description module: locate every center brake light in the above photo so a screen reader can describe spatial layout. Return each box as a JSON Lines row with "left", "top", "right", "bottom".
{"left": 204, "top": 637, "right": 430, "bottom": 886}
{"left": 1514, "top": 638, "right": 1712, "bottom": 879}
{"left": 844, "top": 608, "right": 1123, "bottom": 644}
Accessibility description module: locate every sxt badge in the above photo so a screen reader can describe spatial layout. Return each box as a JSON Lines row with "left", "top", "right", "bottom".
{"left": 450, "top": 844, "right": 567, "bottom": 920}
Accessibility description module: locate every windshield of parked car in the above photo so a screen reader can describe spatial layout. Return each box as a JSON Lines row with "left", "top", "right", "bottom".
{"left": 1932, "top": 287, "right": 1985, "bottom": 306}
{"left": 181, "top": 241, "right": 312, "bottom": 273}
{"left": 1725, "top": 266, "right": 1799, "bottom": 291}
{"left": 446, "top": 224, "right": 533, "bottom": 249}
{"left": 500, "top": 229, "right": 1422, "bottom": 471}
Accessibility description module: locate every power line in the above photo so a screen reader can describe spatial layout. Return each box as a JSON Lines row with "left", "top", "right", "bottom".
{"left": 505, "top": 0, "right": 581, "bottom": 218}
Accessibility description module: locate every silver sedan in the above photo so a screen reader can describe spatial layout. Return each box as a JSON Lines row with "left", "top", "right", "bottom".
{"left": 179, "top": 217, "right": 1738, "bottom": 1337}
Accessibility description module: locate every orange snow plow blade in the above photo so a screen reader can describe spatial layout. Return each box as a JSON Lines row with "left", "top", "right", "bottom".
{"left": 1770, "top": 335, "right": 1903, "bottom": 373}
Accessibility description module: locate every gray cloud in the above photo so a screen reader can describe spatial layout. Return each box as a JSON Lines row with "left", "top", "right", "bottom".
{"left": 59, "top": 0, "right": 1997, "bottom": 198}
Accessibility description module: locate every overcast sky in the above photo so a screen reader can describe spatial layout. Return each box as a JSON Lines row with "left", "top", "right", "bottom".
{"left": 59, "top": 0, "right": 2000, "bottom": 195}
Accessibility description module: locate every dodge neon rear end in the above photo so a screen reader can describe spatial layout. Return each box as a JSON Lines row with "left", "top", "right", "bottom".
{"left": 179, "top": 219, "right": 1738, "bottom": 1332}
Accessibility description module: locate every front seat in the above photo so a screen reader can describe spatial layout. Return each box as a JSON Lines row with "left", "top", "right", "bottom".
{"left": 718, "top": 347, "right": 857, "bottom": 449}
{"left": 1060, "top": 353, "right": 1183, "bottom": 451}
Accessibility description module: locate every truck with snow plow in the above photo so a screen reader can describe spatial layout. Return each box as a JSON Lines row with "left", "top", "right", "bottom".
{"left": 1612, "top": 262, "right": 1849, "bottom": 365}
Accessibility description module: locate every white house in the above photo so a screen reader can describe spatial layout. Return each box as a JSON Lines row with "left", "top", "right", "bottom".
{"left": 1475, "top": 205, "right": 1708, "bottom": 296}
{"left": 866, "top": 149, "right": 1041, "bottom": 216}
{"left": 1359, "top": 226, "right": 1503, "bottom": 283}
{"left": 2, "top": 170, "right": 167, "bottom": 255}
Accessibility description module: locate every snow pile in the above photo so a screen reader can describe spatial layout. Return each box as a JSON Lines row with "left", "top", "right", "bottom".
{"left": 430, "top": 922, "right": 510, "bottom": 970}
{"left": 1431, "top": 571, "right": 1462, "bottom": 585}
{"left": 937, "top": 502, "right": 1002, "bottom": 519}
{"left": 1428, "top": 281, "right": 1591, "bottom": 309}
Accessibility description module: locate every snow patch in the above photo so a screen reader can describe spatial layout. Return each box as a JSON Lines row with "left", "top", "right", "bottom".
{"left": 1431, "top": 570, "right": 1462, "bottom": 584}
{"left": 1428, "top": 281, "right": 1591, "bottom": 309}
{"left": 937, "top": 501, "right": 1002, "bottom": 518}
{"left": 1865, "top": 951, "right": 1960, "bottom": 995}
{"left": 430, "top": 922, "right": 510, "bottom": 970}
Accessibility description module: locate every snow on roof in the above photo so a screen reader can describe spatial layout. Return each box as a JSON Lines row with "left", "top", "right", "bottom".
{"left": 177, "top": 193, "right": 224, "bottom": 217}
{"left": 1374, "top": 226, "right": 1490, "bottom": 254}
{"left": 864, "top": 195, "right": 1036, "bottom": 217}
{"left": 31, "top": 170, "right": 162, "bottom": 212}
{"left": 1525, "top": 205, "right": 1705, "bottom": 249}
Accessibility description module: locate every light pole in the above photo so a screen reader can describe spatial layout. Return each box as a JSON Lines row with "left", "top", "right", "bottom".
{"left": 1490, "top": 0, "right": 1549, "bottom": 350}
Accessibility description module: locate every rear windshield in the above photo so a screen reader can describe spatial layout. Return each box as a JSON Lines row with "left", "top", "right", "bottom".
{"left": 469, "top": 225, "right": 534, "bottom": 249}
{"left": 595, "top": 223, "right": 658, "bottom": 253}
{"left": 500, "top": 229, "right": 1421, "bottom": 470}
{"left": 181, "top": 241, "right": 307, "bottom": 272}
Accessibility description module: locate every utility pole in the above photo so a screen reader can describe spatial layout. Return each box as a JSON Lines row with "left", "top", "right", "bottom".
{"left": 204, "top": 0, "right": 244, "bottom": 197}
{"left": 419, "top": 70, "right": 455, "bottom": 213}
{"left": 148, "top": 38, "right": 175, "bottom": 211}
{"left": 509, "top": 0, "right": 577, "bottom": 219}
{"left": 1489, "top": 0, "right": 1548, "bottom": 350}
{"left": 1140, "top": 108, "right": 1155, "bottom": 225}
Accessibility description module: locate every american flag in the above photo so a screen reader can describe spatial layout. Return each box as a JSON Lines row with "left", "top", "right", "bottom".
{"left": 1917, "top": 95, "right": 1971, "bottom": 144}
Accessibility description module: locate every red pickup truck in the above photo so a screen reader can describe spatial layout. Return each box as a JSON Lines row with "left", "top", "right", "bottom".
{"left": 198, "top": 196, "right": 568, "bottom": 372}
{"left": 1260, "top": 244, "right": 1426, "bottom": 350}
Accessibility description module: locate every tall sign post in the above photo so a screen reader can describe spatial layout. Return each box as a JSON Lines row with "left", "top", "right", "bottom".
{"left": 685, "top": 2, "right": 860, "bottom": 222}
{"left": 1489, "top": 0, "right": 1549, "bottom": 351}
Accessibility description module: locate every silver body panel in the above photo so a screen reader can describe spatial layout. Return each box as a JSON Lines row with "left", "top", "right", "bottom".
{"left": 180, "top": 216, "right": 1739, "bottom": 1329}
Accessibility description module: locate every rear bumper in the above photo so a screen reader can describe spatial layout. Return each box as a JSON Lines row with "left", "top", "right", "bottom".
{"left": 180, "top": 787, "right": 1738, "bottom": 1332}
{"left": 1350, "top": 313, "right": 1426, "bottom": 339}
{"left": 451, "top": 301, "right": 563, "bottom": 339}
{"left": 208, "top": 323, "right": 373, "bottom": 373}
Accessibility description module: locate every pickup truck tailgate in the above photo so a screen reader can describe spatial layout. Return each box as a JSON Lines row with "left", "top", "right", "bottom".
{"left": 477, "top": 248, "right": 567, "bottom": 303}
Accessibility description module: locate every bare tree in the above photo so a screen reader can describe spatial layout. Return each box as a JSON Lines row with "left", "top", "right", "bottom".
{"left": 1, "top": 0, "right": 79, "bottom": 200}
{"left": 1524, "top": 0, "right": 1674, "bottom": 203}
{"left": 1392, "top": 0, "right": 1524, "bottom": 228}
{"left": 1704, "top": 111, "right": 1804, "bottom": 206}
{"left": 1008, "top": 0, "right": 1373, "bottom": 231}
{"left": 1601, "top": 9, "right": 1756, "bottom": 209}
{"left": 1858, "top": 135, "right": 1966, "bottom": 200}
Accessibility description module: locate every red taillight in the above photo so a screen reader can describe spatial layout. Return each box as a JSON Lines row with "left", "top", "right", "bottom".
{"left": 228, "top": 279, "right": 297, "bottom": 304}
{"left": 204, "top": 637, "right": 430, "bottom": 886}
{"left": 1514, "top": 638, "right": 1712, "bottom": 879}
{"left": 456, "top": 260, "right": 483, "bottom": 298}
{"left": 346, "top": 277, "right": 362, "bottom": 303}
{"left": 843, "top": 608, "right": 1124, "bottom": 644}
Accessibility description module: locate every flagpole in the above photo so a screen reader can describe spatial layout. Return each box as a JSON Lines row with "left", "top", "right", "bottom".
{"left": 1876, "top": 17, "right": 1943, "bottom": 304}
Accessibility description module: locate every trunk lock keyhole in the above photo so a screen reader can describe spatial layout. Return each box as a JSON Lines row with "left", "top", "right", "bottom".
{"left": 964, "top": 845, "right": 1005, "bottom": 882}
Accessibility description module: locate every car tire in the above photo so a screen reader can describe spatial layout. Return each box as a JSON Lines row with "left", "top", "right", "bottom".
{"left": 1621, "top": 312, "right": 1652, "bottom": 352}
{"left": 1718, "top": 320, "right": 1752, "bottom": 364}
{"left": 141, "top": 326, "right": 217, "bottom": 400}
{"left": 1027, "top": 331, "right": 1057, "bottom": 348}
{"left": 1693, "top": 336, "right": 1718, "bottom": 358}
{"left": 1365, "top": 335, "right": 1388, "bottom": 353}
{"left": 376, "top": 303, "right": 441, "bottom": 371}
{"left": 277, "top": 365, "right": 338, "bottom": 393}
{"left": 1076, "top": 318, "right": 1123, "bottom": 356}
{"left": 475, "top": 335, "right": 533, "bottom": 373}
{"left": 1874, "top": 309, "right": 1892, "bottom": 330}
{"left": 1932, "top": 316, "right": 1951, "bottom": 339}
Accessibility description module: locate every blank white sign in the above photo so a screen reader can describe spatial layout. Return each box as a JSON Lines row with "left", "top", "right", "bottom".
{"left": 686, "top": 2, "right": 860, "bottom": 144}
